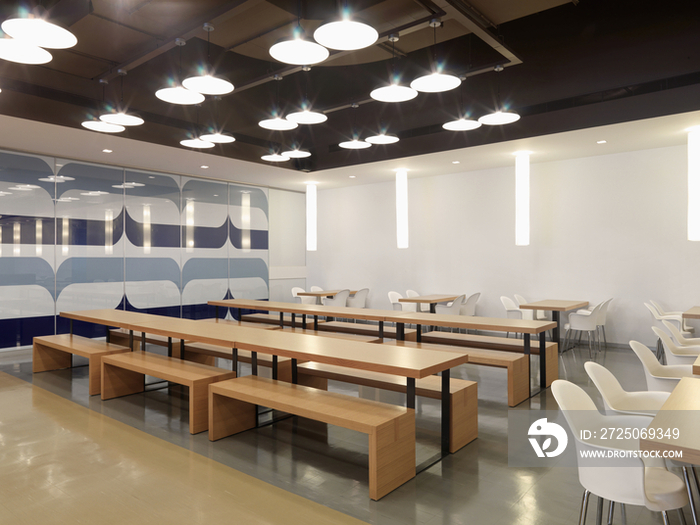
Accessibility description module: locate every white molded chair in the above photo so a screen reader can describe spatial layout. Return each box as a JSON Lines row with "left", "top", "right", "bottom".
{"left": 347, "top": 288, "right": 369, "bottom": 309}
{"left": 514, "top": 294, "right": 546, "bottom": 321}
{"left": 563, "top": 303, "right": 604, "bottom": 357}
{"left": 652, "top": 326, "right": 700, "bottom": 366}
{"left": 552, "top": 380, "right": 688, "bottom": 525}
{"left": 576, "top": 299, "right": 613, "bottom": 350}
{"left": 435, "top": 294, "right": 464, "bottom": 315}
{"left": 310, "top": 286, "right": 323, "bottom": 292}
{"left": 651, "top": 300, "right": 694, "bottom": 332}
{"left": 460, "top": 292, "right": 480, "bottom": 316}
{"left": 629, "top": 341, "right": 695, "bottom": 393}
{"left": 584, "top": 361, "right": 670, "bottom": 417}
{"left": 501, "top": 296, "right": 523, "bottom": 338}
{"left": 646, "top": 303, "right": 694, "bottom": 337}
{"left": 663, "top": 320, "right": 700, "bottom": 346}
{"left": 323, "top": 289, "right": 350, "bottom": 307}
{"left": 406, "top": 289, "right": 430, "bottom": 313}
{"left": 291, "top": 287, "right": 316, "bottom": 305}
{"left": 388, "top": 291, "right": 404, "bottom": 311}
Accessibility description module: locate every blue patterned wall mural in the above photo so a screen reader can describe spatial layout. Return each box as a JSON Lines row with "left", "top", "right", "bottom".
{"left": 0, "top": 150, "right": 269, "bottom": 348}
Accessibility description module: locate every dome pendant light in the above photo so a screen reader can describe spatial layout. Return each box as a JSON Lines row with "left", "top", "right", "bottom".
{"left": 286, "top": 69, "right": 327, "bottom": 125}
{"left": 200, "top": 96, "right": 235, "bottom": 143}
{"left": 365, "top": 133, "right": 399, "bottom": 145}
{"left": 478, "top": 64, "right": 520, "bottom": 125}
{"left": 182, "top": 24, "right": 234, "bottom": 96}
{"left": 100, "top": 70, "right": 145, "bottom": 126}
{"left": 259, "top": 75, "right": 298, "bottom": 131}
{"left": 313, "top": 2, "right": 378, "bottom": 51}
{"left": 443, "top": 76, "right": 481, "bottom": 131}
{"left": 82, "top": 79, "right": 126, "bottom": 134}
{"left": 0, "top": 37, "right": 52, "bottom": 64}
{"left": 180, "top": 103, "right": 215, "bottom": 148}
{"left": 339, "top": 103, "right": 371, "bottom": 150}
{"left": 281, "top": 148, "right": 311, "bottom": 158}
{"left": 270, "top": 4, "right": 329, "bottom": 67}
{"left": 261, "top": 153, "right": 290, "bottom": 162}
{"left": 370, "top": 35, "right": 417, "bottom": 103}
{"left": 156, "top": 39, "right": 206, "bottom": 105}
{"left": 410, "top": 20, "right": 461, "bottom": 93}
{"left": 1, "top": 12, "right": 77, "bottom": 50}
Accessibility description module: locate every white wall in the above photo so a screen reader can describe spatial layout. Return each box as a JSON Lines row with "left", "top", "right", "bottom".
{"left": 306, "top": 144, "right": 700, "bottom": 345}
{"left": 268, "top": 189, "right": 306, "bottom": 302}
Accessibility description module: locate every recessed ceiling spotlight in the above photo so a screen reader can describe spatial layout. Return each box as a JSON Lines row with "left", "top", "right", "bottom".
{"left": 349, "top": 175, "right": 356, "bottom": 178}
{"left": 1, "top": 16, "right": 77, "bottom": 49}
{"left": 261, "top": 153, "right": 290, "bottom": 162}
{"left": 200, "top": 165, "right": 209, "bottom": 169}
{"left": 443, "top": 118, "right": 481, "bottom": 131}
{"left": 597, "top": 140, "right": 607, "bottom": 144}
{"left": 81, "top": 120, "right": 125, "bottom": 133}
{"left": 102, "top": 149, "right": 113, "bottom": 153}
{"left": 452, "top": 161, "right": 460, "bottom": 164}
{"left": 0, "top": 38, "right": 52, "bottom": 64}
{"left": 313, "top": 16, "right": 378, "bottom": 51}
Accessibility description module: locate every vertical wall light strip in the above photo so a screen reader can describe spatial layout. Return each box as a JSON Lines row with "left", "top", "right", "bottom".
{"left": 62, "top": 217, "right": 69, "bottom": 255}
{"left": 105, "top": 210, "right": 113, "bottom": 255}
{"left": 688, "top": 128, "right": 700, "bottom": 241}
{"left": 185, "top": 200, "right": 195, "bottom": 252}
{"left": 13, "top": 222, "right": 20, "bottom": 256}
{"left": 396, "top": 169, "right": 409, "bottom": 249}
{"left": 306, "top": 183, "right": 317, "bottom": 251}
{"left": 35, "top": 219, "right": 42, "bottom": 256}
{"left": 241, "top": 192, "right": 251, "bottom": 252}
{"left": 143, "top": 204, "right": 151, "bottom": 254}
{"left": 514, "top": 151, "right": 531, "bottom": 246}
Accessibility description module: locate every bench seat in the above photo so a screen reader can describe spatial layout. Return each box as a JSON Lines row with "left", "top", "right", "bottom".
{"left": 315, "top": 321, "right": 417, "bottom": 341}
{"left": 420, "top": 331, "right": 558, "bottom": 388}
{"left": 209, "top": 376, "right": 415, "bottom": 500}
{"left": 33, "top": 334, "right": 130, "bottom": 395}
{"left": 101, "top": 352, "right": 236, "bottom": 434}
{"left": 381, "top": 340, "right": 529, "bottom": 407}
{"left": 297, "top": 362, "right": 477, "bottom": 453}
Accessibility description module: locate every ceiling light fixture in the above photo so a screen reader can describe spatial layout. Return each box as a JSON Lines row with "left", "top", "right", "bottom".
{"left": 102, "top": 149, "right": 113, "bottom": 153}
{"left": 314, "top": 9, "right": 378, "bottom": 51}
{"left": 259, "top": 75, "right": 298, "bottom": 131}
{"left": 370, "top": 35, "right": 417, "bottom": 103}
{"left": 281, "top": 149, "right": 311, "bottom": 158}
{"left": 180, "top": 138, "right": 215, "bottom": 148}
{"left": 270, "top": 5, "right": 329, "bottom": 67}
{"left": 261, "top": 153, "right": 289, "bottom": 162}
{"left": 287, "top": 69, "right": 327, "bottom": 125}
{"left": 155, "top": 39, "right": 205, "bottom": 105}
{"left": 1, "top": 14, "right": 77, "bottom": 50}
{"left": 182, "top": 24, "right": 234, "bottom": 95}
{"left": 597, "top": 140, "right": 607, "bottom": 144}
{"left": 100, "top": 70, "right": 144, "bottom": 126}
{"left": 200, "top": 132, "right": 235, "bottom": 143}
{"left": 365, "top": 133, "right": 399, "bottom": 145}
{"left": 478, "top": 64, "right": 520, "bottom": 126}
{"left": 200, "top": 165, "right": 209, "bottom": 169}
{"left": 81, "top": 120, "right": 125, "bottom": 133}
{"left": 339, "top": 103, "right": 372, "bottom": 150}
{"left": 443, "top": 69, "right": 481, "bottom": 131}
{"left": 410, "top": 19, "right": 461, "bottom": 93}
{"left": 0, "top": 38, "right": 52, "bottom": 64}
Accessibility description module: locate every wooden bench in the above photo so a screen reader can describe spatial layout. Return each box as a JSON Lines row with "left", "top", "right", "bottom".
{"left": 33, "top": 334, "right": 130, "bottom": 396}
{"left": 241, "top": 312, "right": 321, "bottom": 329}
{"left": 101, "top": 352, "right": 236, "bottom": 434}
{"left": 209, "top": 376, "right": 415, "bottom": 500}
{"left": 381, "top": 340, "right": 530, "bottom": 407}
{"left": 297, "top": 362, "right": 477, "bottom": 453}
{"left": 315, "top": 321, "right": 418, "bottom": 341}
{"left": 420, "top": 331, "right": 558, "bottom": 388}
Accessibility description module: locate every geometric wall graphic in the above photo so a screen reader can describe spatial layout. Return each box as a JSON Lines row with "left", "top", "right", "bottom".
{"left": 0, "top": 150, "right": 269, "bottom": 348}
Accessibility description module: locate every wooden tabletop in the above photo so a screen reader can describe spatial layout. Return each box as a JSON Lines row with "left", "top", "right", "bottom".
{"left": 640, "top": 377, "right": 700, "bottom": 466}
{"left": 399, "top": 294, "right": 459, "bottom": 304}
{"left": 683, "top": 306, "right": 700, "bottom": 319}
{"left": 519, "top": 300, "right": 589, "bottom": 312}
{"left": 296, "top": 290, "right": 358, "bottom": 297}
{"left": 60, "top": 309, "right": 165, "bottom": 331}
{"left": 209, "top": 299, "right": 392, "bottom": 322}
{"left": 388, "top": 312, "right": 556, "bottom": 334}
{"left": 694, "top": 355, "right": 700, "bottom": 375}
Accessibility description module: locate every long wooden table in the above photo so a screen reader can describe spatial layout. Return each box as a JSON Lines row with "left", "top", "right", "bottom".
{"left": 683, "top": 306, "right": 700, "bottom": 319}
{"left": 640, "top": 377, "right": 700, "bottom": 466}
{"left": 519, "top": 300, "right": 589, "bottom": 344}
{"left": 61, "top": 309, "right": 168, "bottom": 350}
{"left": 60, "top": 309, "right": 468, "bottom": 456}
{"left": 398, "top": 294, "right": 460, "bottom": 313}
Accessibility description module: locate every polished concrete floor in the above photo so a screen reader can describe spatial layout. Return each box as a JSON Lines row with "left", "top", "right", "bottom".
{"left": 0, "top": 341, "right": 694, "bottom": 525}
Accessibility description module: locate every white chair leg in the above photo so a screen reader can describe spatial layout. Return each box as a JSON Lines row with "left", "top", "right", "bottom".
{"left": 596, "top": 497, "right": 604, "bottom": 525}
{"left": 663, "top": 511, "right": 671, "bottom": 525}
{"left": 579, "top": 490, "right": 591, "bottom": 525}
{"left": 683, "top": 466, "right": 699, "bottom": 525}
{"left": 607, "top": 501, "right": 615, "bottom": 525}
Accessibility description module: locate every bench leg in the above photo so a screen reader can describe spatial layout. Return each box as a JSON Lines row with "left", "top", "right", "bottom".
{"left": 545, "top": 344, "right": 559, "bottom": 387}
{"left": 296, "top": 372, "right": 328, "bottom": 390}
{"left": 369, "top": 411, "right": 416, "bottom": 500}
{"left": 190, "top": 381, "right": 219, "bottom": 434}
{"left": 32, "top": 342, "right": 71, "bottom": 373}
{"left": 87, "top": 355, "right": 104, "bottom": 396}
{"left": 208, "top": 391, "right": 256, "bottom": 441}
{"left": 450, "top": 383, "right": 478, "bottom": 453}
{"left": 101, "top": 362, "right": 144, "bottom": 400}
{"left": 508, "top": 359, "right": 530, "bottom": 407}
{"left": 183, "top": 350, "right": 216, "bottom": 366}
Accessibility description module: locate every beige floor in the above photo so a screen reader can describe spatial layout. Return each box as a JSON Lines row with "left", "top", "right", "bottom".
{"left": 0, "top": 371, "right": 367, "bottom": 525}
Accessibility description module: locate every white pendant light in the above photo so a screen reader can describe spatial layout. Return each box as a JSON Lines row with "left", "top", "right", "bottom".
{"left": 261, "top": 153, "right": 289, "bottom": 162}
{"left": 259, "top": 117, "right": 298, "bottom": 131}
{"left": 411, "top": 72, "right": 461, "bottom": 93}
{"left": 365, "top": 133, "right": 399, "bottom": 144}
{"left": 287, "top": 109, "right": 327, "bottom": 125}
{"left": 314, "top": 18, "right": 378, "bottom": 51}
{"left": 270, "top": 34, "right": 329, "bottom": 65}
{"left": 181, "top": 25, "right": 234, "bottom": 95}
{"left": 282, "top": 149, "right": 311, "bottom": 158}
{"left": 180, "top": 138, "right": 215, "bottom": 148}
{"left": 478, "top": 111, "right": 520, "bottom": 125}
{"left": 81, "top": 120, "right": 125, "bottom": 133}
{"left": 156, "top": 85, "right": 204, "bottom": 105}
{"left": 478, "top": 65, "right": 520, "bottom": 126}
{"left": 0, "top": 38, "right": 52, "bottom": 64}
{"left": 99, "top": 70, "right": 145, "bottom": 126}
{"left": 1, "top": 17, "right": 77, "bottom": 49}
{"left": 370, "top": 35, "right": 417, "bottom": 103}
{"left": 443, "top": 118, "right": 481, "bottom": 131}
{"left": 339, "top": 139, "right": 371, "bottom": 150}
{"left": 200, "top": 132, "right": 235, "bottom": 143}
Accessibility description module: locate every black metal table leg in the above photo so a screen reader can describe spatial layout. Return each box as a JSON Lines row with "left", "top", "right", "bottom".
{"left": 232, "top": 348, "right": 238, "bottom": 375}
{"left": 215, "top": 305, "right": 219, "bottom": 320}
{"left": 291, "top": 312, "right": 296, "bottom": 328}
{"left": 540, "top": 332, "right": 547, "bottom": 388}
{"left": 552, "top": 311, "right": 561, "bottom": 345}
{"left": 129, "top": 330, "right": 134, "bottom": 351}
{"left": 105, "top": 326, "right": 110, "bottom": 342}
{"left": 314, "top": 316, "right": 318, "bottom": 330}
{"left": 141, "top": 332, "right": 145, "bottom": 352}
{"left": 379, "top": 321, "right": 384, "bottom": 339}
{"left": 279, "top": 311, "right": 284, "bottom": 328}
{"left": 442, "top": 369, "right": 450, "bottom": 456}
{"left": 397, "top": 322, "right": 405, "bottom": 341}
{"left": 406, "top": 378, "right": 416, "bottom": 409}
{"left": 291, "top": 358, "right": 298, "bottom": 384}
{"left": 69, "top": 319, "right": 73, "bottom": 335}
{"left": 416, "top": 325, "right": 422, "bottom": 343}
{"left": 272, "top": 355, "right": 278, "bottom": 379}
{"left": 180, "top": 339, "right": 185, "bottom": 360}
{"left": 167, "top": 337, "right": 172, "bottom": 358}
{"left": 524, "top": 333, "right": 532, "bottom": 397}
{"left": 251, "top": 352, "right": 258, "bottom": 375}
{"left": 430, "top": 303, "right": 436, "bottom": 314}
{"left": 302, "top": 314, "right": 306, "bottom": 328}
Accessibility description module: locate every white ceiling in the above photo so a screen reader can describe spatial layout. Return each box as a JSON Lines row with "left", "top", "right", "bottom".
{"left": 1, "top": 108, "right": 699, "bottom": 193}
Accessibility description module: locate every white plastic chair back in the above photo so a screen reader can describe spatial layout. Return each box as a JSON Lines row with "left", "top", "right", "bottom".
{"left": 513, "top": 294, "right": 534, "bottom": 321}
{"left": 406, "top": 289, "right": 430, "bottom": 312}
{"left": 460, "top": 292, "right": 480, "bottom": 316}
{"left": 435, "top": 294, "right": 465, "bottom": 316}
{"left": 388, "top": 291, "right": 403, "bottom": 311}
{"left": 598, "top": 298, "right": 612, "bottom": 324}
{"left": 323, "top": 289, "right": 350, "bottom": 307}
{"left": 500, "top": 296, "right": 522, "bottom": 320}
{"left": 644, "top": 302, "right": 688, "bottom": 335}
{"left": 310, "top": 286, "right": 323, "bottom": 292}
{"left": 628, "top": 341, "right": 693, "bottom": 392}
{"left": 292, "top": 286, "right": 316, "bottom": 305}
{"left": 650, "top": 300, "right": 682, "bottom": 317}
{"left": 568, "top": 303, "right": 602, "bottom": 331}
{"left": 651, "top": 326, "right": 700, "bottom": 366}
{"left": 347, "top": 288, "right": 369, "bottom": 308}
{"left": 662, "top": 319, "right": 700, "bottom": 346}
